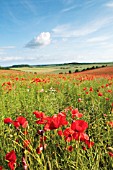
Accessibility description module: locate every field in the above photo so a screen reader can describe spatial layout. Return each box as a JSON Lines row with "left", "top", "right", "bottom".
{"left": 0, "top": 66, "right": 113, "bottom": 170}
{"left": 11, "top": 62, "right": 113, "bottom": 74}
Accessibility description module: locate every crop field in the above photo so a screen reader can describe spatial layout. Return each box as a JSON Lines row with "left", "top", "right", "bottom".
{"left": 11, "top": 63, "right": 113, "bottom": 74}
{"left": 0, "top": 66, "right": 113, "bottom": 170}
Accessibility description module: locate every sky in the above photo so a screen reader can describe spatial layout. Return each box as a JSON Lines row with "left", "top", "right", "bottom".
{"left": 0, "top": 0, "right": 113, "bottom": 66}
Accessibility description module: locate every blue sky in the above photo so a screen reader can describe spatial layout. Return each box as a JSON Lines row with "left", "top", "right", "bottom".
{"left": 0, "top": 0, "right": 113, "bottom": 66}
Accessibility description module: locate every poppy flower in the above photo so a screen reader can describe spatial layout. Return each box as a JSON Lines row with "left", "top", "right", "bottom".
{"left": 107, "top": 121, "right": 113, "bottom": 128}
{"left": 16, "top": 116, "right": 27, "bottom": 126}
{"left": 63, "top": 127, "right": 74, "bottom": 142}
{"left": 71, "top": 120, "right": 88, "bottom": 132}
{"left": 108, "top": 152, "right": 113, "bottom": 157}
{"left": 13, "top": 116, "right": 28, "bottom": 128}
{"left": 4, "top": 118, "right": 13, "bottom": 124}
{"left": 78, "top": 98, "right": 82, "bottom": 102}
{"left": 84, "top": 140, "right": 94, "bottom": 148}
{"left": 5, "top": 150, "right": 16, "bottom": 163}
{"left": 5, "top": 150, "right": 16, "bottom": 170}
{"left": 67, "top": 145, "right": 73, "bottom": 152}
{"left": 23, "top": 140, "right": 30, "bottom": 148}
{"left": 33, "top": 111, "right": 46, "bottom": 119}
{"left": 8, "top": 162, "right": 15, "bottom": 170}
{"left": 44, "top": 112, "right": 68, "bottom": 131}
{"left": 13, "top": 121, "right": 20, "bottom": 128}
{"left": 57, "top": 130, "right": 63, "bottom": 137}
{"left": 89, "top": 87, "right": 93, "bottom": 92}
{"left": 0, "top": 166, "right": 3, "bottom": 170}
{"left": 72, "top": 109, "right": 83, "bottom": 118}
{"left": 73, "top": 132, "right": 89, "bottom": 141}
{"left": 98, "top": 92, "right": 103, "bottom": 96}
{"left": 36, "top": 144, "right": 46, "bottom": 154}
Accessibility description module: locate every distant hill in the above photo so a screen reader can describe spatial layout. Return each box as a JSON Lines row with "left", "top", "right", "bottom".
{"left": 2, "top": 61, "right": 113, "bottom": 69}
{"left": 10, "top": 64, "right": 31, "bottom": 68}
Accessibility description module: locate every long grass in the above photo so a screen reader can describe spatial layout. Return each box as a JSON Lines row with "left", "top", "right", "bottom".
{"left": 0, "top": 70, "right": 113, "bottom": 170}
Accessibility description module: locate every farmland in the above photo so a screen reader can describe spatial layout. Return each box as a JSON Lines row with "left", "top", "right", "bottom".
{"left": 11, "top": 62, "right": 113, "bottom": 74}
{"left": 0, "top": 66, "right": 113, "bottom": 170}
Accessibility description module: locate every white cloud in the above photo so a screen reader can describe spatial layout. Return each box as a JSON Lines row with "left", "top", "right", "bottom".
{"left": 106, "top": 2, "right": 113, "bottom": 7}
{"left": 61, "top": 5, "right": 77, "bottom": 13}
{"left": 25, "top": 32, "right": 51, "bottom": 48}
{"left": 52, "top": 17, "right": 113, "bottom": 38}
{"left": 86, "top": 36, "right": 110, "bottom": 43}
{"left": 0, "top": 46, "right": 15, "bottom": 50}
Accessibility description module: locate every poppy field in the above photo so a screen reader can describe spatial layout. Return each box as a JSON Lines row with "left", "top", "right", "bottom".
{"left": 0, "top": 67, "right": 113, "bottom": 170}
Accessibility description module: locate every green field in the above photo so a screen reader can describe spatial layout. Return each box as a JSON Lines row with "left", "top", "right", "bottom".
{"left": 0, "top": 70, "right": 113, "bottom": 170}
{"left": 11, "top": 62, "right": 113, "bottom": 74}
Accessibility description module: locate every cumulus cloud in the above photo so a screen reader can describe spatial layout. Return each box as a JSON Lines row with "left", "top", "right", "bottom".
{"left": 25, "top": 32, "right": 51, "bottom": 48}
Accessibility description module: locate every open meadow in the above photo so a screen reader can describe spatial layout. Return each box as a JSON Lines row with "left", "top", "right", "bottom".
{"left": 0, "top": 66, "right": 113, "bottom": 170}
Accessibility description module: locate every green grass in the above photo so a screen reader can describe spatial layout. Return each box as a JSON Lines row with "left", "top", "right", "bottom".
{"left": 0, "top": 71, "right": 113, "bottom": 169}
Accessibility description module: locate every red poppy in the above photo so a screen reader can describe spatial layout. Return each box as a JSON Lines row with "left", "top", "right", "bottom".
{"left": 13, "top": 121, "right": 20, "bottom": 128}
{"left": 98, "top": 92, "right": 103, "bottom": 96}
{"left": 44, "top": 112, "right": 68, "bottom": 131}
{"left": 4, "top": 117, "right": 13, "bottom": 124}
{"left": 8, "top": 161, "right": 15, "bottom": 170}
{"left": 108, "top": 152, "right": 113, "bottom": 157}
{"left": 63, "top": 127, "right": 74, "bottom": 142}
{"left": 5, "top": 150, "right": 16, "bottom": 163}
{"left": 13, "top": 116, "right": 28, "bottom": 128}
{"left": 84, "top": 140, "right": 94, "bottom": 148}
{"left": 72, "top": 109, "right": 83, "bottom": 118}
{"left": 16, "top": 116, "right": 27, "bottom": 126}
{"left": 33, "top": 111, "right": 46, "bottom": 119}
{"left": 89, "top": 87, "right": 93, "bottom": 92}
{"left": 67, "top": 145, "right": 73, "bottom": 152}
{"left": 23, "top": 140, "right": 30, "bottom": 148}
{"left": 0, "top": 166, "right": 3, "bottom": 170}
{"left": 36, "top": 144, "right": 43, "bottom": 154}
{"left": 57, "top": 130, "right": 63, "bottom": 137}
{"left": 107, "top": 121, "right": 113, "bottom": 128}
{"left": 73, "top": 132, "right": 89, "bottom": 141}
{"left": 71, "top": 120, "right": 88, "bottom": 132}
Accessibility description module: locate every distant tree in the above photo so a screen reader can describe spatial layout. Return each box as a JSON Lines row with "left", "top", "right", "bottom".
{"left": 75, "top": 69, "right": 79, "bottom": 72}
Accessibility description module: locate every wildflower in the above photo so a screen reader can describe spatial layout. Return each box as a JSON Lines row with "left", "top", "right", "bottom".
{"left": 107, "top": 121, "right": 113, "bottom": 128}
{"left": 71, "top": 120, "right": 88, "bottom": 133}
{"left": 44, "top": 112, "right": 68, "bottom": 131}
{"left": 63, "top": 127, "right": 74, "bottom": 142}
{"left": 72, "top": 108, "right": 83, "bottom": 118}
{"left": 5, "top": 150, "right": 16, "bottom": 170}
{"left": 67, "top": 145, "right": 73, "bottom": 152}
{"left": 4, "top": 117, "right": 13, "bottom": 124}
{"left": 23, "top": 140, "right": 30, "bottom": 148}
{"left": 98, "top": 92, "right": 103, "bottom": 96}
{"left": 13, "top": 116, "right": 28, "bottom": 129}
{"left": 57, "top": 130, "right": 63, "bottom": 137}
{"left": 108, "top": 152, "right": 113, "bottom": 157}
{"left": 73, "top": 132, "right": 89, "bottom": 141}
{"left": 89, "top": 87, "right": 93, "bottom": 92}
{"left": 6, "top": 150, "right": 16, "bottom": 162}
{"left": 84, "top": 140, "right": 94, "bottom": 148}
{"left": 78, "top": 98, "right": 82, "bottom": 102}
{"left": 0, "top": 166, "right": 3, "bottom": 170}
